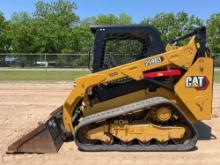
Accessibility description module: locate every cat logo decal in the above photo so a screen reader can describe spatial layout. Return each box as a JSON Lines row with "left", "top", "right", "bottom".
{"left": 185, "top": 76, "right": 208, "bottom": 90}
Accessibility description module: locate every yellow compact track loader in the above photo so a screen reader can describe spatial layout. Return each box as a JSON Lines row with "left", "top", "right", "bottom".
{"left": 7, "top": 25, "right": 213, "bottom": 153}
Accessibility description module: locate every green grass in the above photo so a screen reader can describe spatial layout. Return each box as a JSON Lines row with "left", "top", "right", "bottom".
{"left": 214, "top": 71, "right": 220, "bottom": 83}
{"left": 0, "top": 69, "right": 220, "bottom": 82}
{"left": 0, "top": 70, "right": 90, "bottom": 81}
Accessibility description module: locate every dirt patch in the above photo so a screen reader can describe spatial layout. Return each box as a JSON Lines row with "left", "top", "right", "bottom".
{"left": 0, "top": 82, "right": 220, "bottom": 165}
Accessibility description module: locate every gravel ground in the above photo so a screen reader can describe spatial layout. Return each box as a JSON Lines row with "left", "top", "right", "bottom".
{"left": 0, "top": 82, "right": 220, "bottom": 165}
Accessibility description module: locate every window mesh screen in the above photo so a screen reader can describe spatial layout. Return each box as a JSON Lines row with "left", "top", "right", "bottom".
{"left": 103, "top": 33, "right": 148, "bottom": 68}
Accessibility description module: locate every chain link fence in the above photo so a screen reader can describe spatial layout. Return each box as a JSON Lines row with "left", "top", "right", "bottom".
{"left": 0, "top": 52, "right": 220, "bottom": 69}
{"left": 0, "top": 53, "right": 219, "bottom": 81}
{"left": 0, "top": 53, "right": 90, "bottom": 68}
{"left": 213, "top": 53, "right": 220, "bottom": 67}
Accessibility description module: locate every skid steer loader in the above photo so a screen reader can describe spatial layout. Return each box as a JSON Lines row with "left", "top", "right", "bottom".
{"left": 7, "top": 25, "right": 213, "bottom": 153}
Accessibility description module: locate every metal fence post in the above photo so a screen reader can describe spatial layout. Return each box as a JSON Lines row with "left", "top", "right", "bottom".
{"left": 45, "top": 53, "right": 48, "bottom": 81}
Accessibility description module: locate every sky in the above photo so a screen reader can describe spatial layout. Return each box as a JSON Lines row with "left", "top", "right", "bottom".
{"left": 0, "top": 0, "right": 220, "bottom": 22}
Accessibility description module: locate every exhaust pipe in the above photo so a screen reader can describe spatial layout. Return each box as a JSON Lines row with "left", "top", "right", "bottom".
{"left": 7, "top": 106, "right": 65, "bottom": 154}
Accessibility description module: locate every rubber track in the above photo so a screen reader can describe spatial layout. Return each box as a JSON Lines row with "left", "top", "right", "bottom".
{"left": 74, "top": 97, "right": 198, "bottom": 151}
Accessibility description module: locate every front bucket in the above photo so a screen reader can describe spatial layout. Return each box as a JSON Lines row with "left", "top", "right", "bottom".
{"left": 7, "top": 107, "right": 64, "bottom": 154}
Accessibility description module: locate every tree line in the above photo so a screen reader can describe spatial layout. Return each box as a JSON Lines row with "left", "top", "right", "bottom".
{"left": 0, "top": 0, "right": 219, "bottom": 66}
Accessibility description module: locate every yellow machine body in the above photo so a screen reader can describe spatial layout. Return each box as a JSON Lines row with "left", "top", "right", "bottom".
{"left": 63, "top": 37, "right": 213, "bottom": 133}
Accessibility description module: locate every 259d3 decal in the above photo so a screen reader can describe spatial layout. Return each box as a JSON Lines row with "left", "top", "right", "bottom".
{"left": 144, "top": 56, "right": 163, "bottom": 66}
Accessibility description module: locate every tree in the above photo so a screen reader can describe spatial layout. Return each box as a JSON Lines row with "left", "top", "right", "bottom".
{"left": 33, "top": 0, "right": 80, "bottom": 53}
{"left": 118, "top": 13, "right": 132, "bottom": 25}
{"left": 8, "top": 12, "right": 37, "bottom": 53}
{"left": 5, "top": 12, "right": 40, "bottom": 66}
{"left": 140, "top": 11, "right": 203, "bottom": 44}
{"left": 207, "top": 13, "right": 220, "bottom": 52}
{"left": 94, "top": 14, "right": 118, "bottom": 25}
{"left": 94, "top": 13, "right": 132, "bottom": 25}
{"left": 207, "top": 13, "right": 220, "bottom": 66}
{"left": 0, "top": 12, "right": 5, "bottom": 52}
{"left": 81, "top": 13, "right": 133, "bottom": 26}
{"left": 80, "top": 17, "right": 96, "bottom": 28}
{"left": 0, "top": 12, "right": 11, "bottom": 52}
{"left": 33, "top": 0, "right": 81, "bottom": 67}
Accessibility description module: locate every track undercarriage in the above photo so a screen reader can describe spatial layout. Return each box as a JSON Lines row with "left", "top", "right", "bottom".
{"left": 75, "top": 97, "right": 198, "bottom": 151}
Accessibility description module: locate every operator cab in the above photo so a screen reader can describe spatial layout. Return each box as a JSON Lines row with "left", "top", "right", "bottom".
{"left": 90, "top": 25, "right": 165, "bottom": 72}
